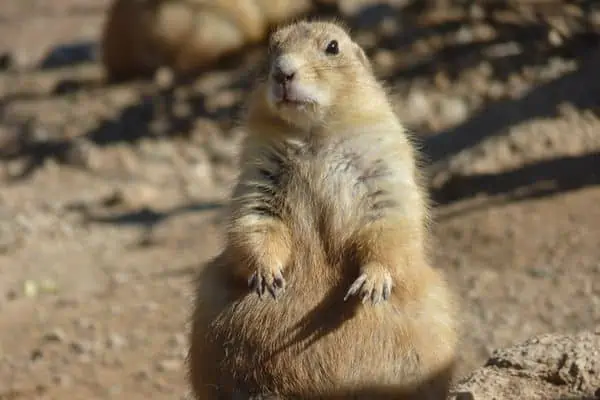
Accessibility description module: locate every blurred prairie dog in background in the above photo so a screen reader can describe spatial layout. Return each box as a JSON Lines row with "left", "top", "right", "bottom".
{"left": 100, "top": 0, "right": 313, "bottom": 79}
{"left": 188, "top": 20, "right": 459, "bottom": 399}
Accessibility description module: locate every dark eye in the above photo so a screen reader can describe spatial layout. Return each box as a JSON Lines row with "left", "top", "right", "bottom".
{"left": 325, "top": 40, "right": 339, "bottom": 55}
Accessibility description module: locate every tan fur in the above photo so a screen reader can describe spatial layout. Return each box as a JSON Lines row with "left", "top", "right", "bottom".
{"left": 100, "top": 0, "right": 312, "bottom": 79}
{"left": 188, "top": 20, "right": 458, "bottom": 399}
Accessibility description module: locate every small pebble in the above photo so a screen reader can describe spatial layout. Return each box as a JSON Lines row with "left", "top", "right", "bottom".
{"left": 24, "top": 280, "right": 38, "bottom": 298}
{"left": 31, "top": 349, "right": 43, "bottom": 361}
{"left": 53, "top": 374, "right": 72, "bottom": 387}
{"left": 43, "top": 328, "right": 66, "bottom": 343}
{"left": 133, "top": 369, "right": 151, "bottom": 381}
{"left": 156, "top": 358, "right": 181, "bottom": 372}
{"left": 106, "top": 333, "right": 127, "bottom": 350}
{"left": 74, "top": 317, "right": 95, "bottom": 331}
{"left": 69, "top": 340, "right": 92, "bottom": 355}
{"left": 113, "top": 272, "right": 129, "bottom": 285}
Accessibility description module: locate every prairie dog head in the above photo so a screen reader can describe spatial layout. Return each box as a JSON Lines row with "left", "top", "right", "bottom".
{"left": 259, "top": 20, "right": 382, "bottom": 131}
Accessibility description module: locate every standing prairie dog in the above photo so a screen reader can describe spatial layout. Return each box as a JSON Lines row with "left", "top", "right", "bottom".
{"left": 188, "top": 20, "right": 458, "bottom": 399}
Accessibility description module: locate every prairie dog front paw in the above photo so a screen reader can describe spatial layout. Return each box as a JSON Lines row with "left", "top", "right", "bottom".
{"left": 344, "top": 262, "right": 393, "bottom": 305}
{"left": 248, "top": 264, "right": 286, "bottom": 300}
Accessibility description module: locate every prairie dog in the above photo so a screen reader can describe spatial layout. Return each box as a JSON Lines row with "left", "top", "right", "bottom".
{"left": 100, "top": 0, "right": 312, "bottom": 79}
{"left": 189, "top": 20, "right": 458, "bottom": 399}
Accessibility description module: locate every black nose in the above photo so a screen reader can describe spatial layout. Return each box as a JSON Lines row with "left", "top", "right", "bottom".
{"left": 273, "top": 67, "right": 295, "bottom": 84}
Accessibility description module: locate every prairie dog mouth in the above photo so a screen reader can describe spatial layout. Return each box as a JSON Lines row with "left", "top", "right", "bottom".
{"left": 270, "top": 81, "right": 310, "bottom": 106}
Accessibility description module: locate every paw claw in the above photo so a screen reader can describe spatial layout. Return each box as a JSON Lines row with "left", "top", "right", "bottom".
{"left": 344, "top": 273, "right": 367, "bottom": 301}
{"left": 344, "top": 266, "right": 393, "bottom": 305}
{"left": 248, "top": 267, "right": 286, "bottom": 300}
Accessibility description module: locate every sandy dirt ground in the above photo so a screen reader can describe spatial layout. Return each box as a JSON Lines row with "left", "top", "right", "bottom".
{"left": 0, "top": 1, "right": 599, "bottom": 399}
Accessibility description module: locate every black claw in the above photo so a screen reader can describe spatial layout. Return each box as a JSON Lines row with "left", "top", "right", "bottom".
{"left": 249, "top": 270, "right": 286, "bottom": 300}
{"left": 267, "top": 284, "right": 278, "bottom": 299}
{"left": 248, "top": 273, "right": 257, "bottom": 288}
{"left": 257, "top": 275, "right": 265, "bottom": 298}
{"left": 344, "top": 274, "right": 368, "bottom": 301}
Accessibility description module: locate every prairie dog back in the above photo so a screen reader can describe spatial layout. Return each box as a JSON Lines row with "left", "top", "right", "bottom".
{"left": 188, "top": 20, "right": 458, "bottom": 400}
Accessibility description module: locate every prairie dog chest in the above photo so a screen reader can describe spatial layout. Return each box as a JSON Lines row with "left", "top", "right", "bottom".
{"left": 274, "top": 136, "right": 395, "bottom": 230}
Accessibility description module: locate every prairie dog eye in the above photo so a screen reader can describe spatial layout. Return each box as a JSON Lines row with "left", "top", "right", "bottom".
{"left": 325, "top": 40, "right": 339, "bottom": 55}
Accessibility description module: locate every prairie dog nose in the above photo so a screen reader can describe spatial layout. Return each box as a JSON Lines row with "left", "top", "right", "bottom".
{"left": 272, "top": 56, "right": 298, "bottom": 84}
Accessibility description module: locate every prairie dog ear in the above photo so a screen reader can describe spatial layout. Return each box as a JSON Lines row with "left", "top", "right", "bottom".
{"left": 353, "top": 42, "right": 373, "bottom": 72}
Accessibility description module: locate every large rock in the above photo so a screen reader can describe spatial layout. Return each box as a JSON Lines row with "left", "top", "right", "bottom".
{"left": 449, "top": 330, "right": 600, "bottom": 400}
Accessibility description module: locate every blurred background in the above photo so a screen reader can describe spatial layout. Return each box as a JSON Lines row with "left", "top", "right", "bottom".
{"left": 0, "top": 1, "right": 599, "bottom": 399}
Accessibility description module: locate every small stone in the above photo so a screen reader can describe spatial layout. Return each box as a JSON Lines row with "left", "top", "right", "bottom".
{"left": 106, "top": 333, "right": 127, "bottom": 350}
{"left": 548, "top": 30, "right": 563, "bottom": 47}
{"left": 107, "top": 184, "right": 159, "bottom": 209}
{"left": 69, "top": 340, "right": 92, "bottom": 355}
{"left": 156, "top": 358, "right": 181, "bottom": 372}
{"left": 43, "top": 328, "right": 66, "bottom": 343}
{"left": 53, "top": 374, "right": 72, "bottom": 387}
{"left": 74, "top": 317, "right": 95, "bottom": 331}
{"left": 30, "top": 349, "right": 43, "bottom": 361}
{"left": 113, "top": 272, "right": 129, "bottom": 285}
{"left": 439, "top": 97, "right": 469, "bottom": 126}
{"left": 24, "top": 280, "right": 38, "bottom": 298}
{"left": 63, "top": 138, "right": 100, "bottom": 170}
{"left": 133, "top": 369, "right": 151, "bottom": 381}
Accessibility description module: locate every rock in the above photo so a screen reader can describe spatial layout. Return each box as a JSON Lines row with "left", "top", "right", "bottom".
{"left": 133, "top": 369, "right": 151, "bottom": 381}
{"left": 449, "top": 330, "right": 600, "bottom": 399}
{"left": 62, "top": 138, "right": 102, "bottom": 170}
{"left": 69, "top": 340, "right": 94, "bottom": 355}
{"left": 74, "top": 317, "right": 96, "bottom": 331}
{"left": 104, "top": 184, "right": 160, "bottom": 209}
{"left": 112, "top": 272, "right": 130, "bottom": 285}
{"left": 439, "top": 97, "right": 469, "bottom": 127}
{"left": 23, "top": 280, "right": 39, "bottom": 298}
{"left": 30, "top": 349, "right": 43, "bottom": 361}
{"left": 156, "top": 358, "right": 181, "bottom": 372}
{"left": 52, "top": 374, "right": 72, "bottom": 387}
{"left": 43, "top": 328, "right": 66, "bottom": 343}
{"left": 106, "top": 333, "right": 128, "bottom": 350}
